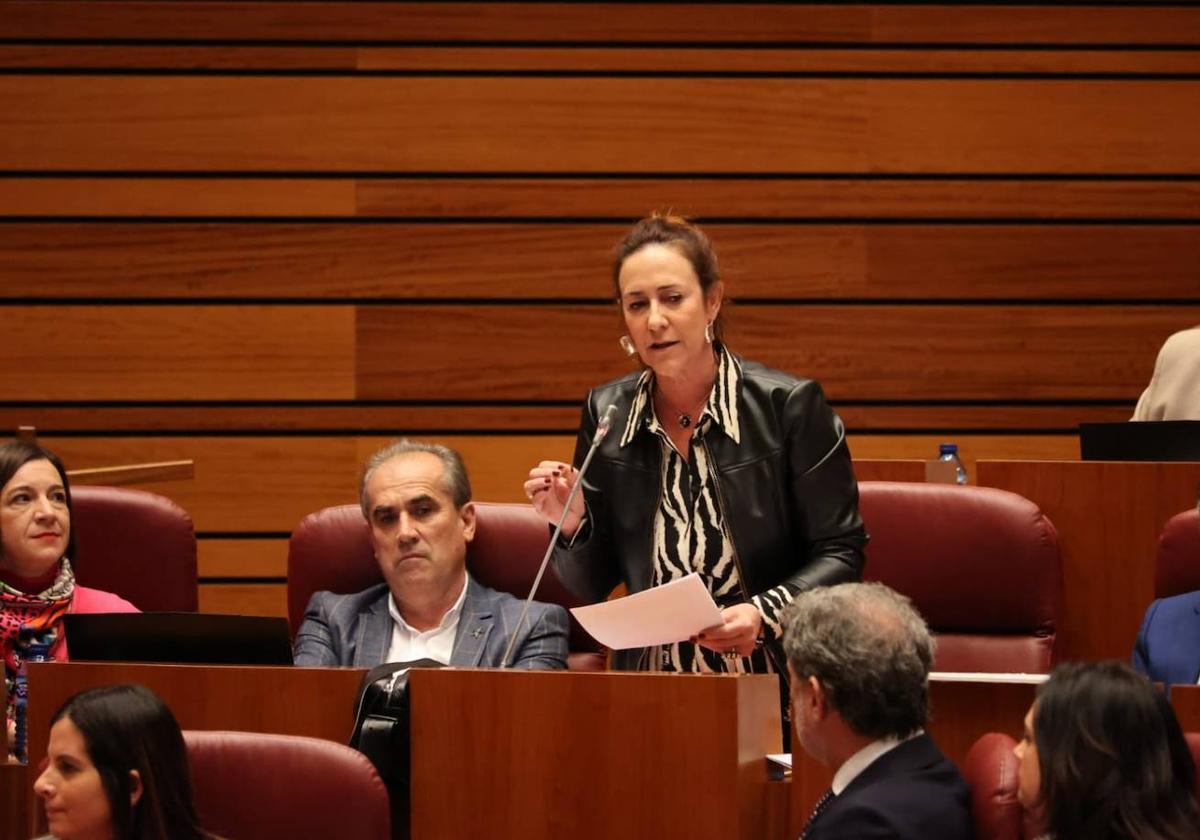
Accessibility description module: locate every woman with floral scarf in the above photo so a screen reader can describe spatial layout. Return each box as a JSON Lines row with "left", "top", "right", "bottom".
{"left": 2, "top": 440, "right": 137, "bottom": 761}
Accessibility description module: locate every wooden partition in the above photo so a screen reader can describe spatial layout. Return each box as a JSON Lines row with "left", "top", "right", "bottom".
{"left": 1173, "top": 685, "right": 1200, "bottom": 733}
{"left": 408, "top": 669, "right": 780, "bottom": 840}
{"left": 978, "top": 460, "right": 1200, "bottom": 662}
{"left": 2, "top": 2, "right": 1197, "bottom": 613}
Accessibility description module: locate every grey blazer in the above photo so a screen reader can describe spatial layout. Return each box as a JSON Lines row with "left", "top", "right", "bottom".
{"left": 292, "top": 576, "right": 570, "bottom": 670}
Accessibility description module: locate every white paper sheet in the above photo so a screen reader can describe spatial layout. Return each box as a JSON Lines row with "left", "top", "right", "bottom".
{"left": 569, "top": 573, "right": 724, "bottom": 650}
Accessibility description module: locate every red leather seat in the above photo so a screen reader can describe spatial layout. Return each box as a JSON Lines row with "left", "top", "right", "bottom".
{"left": 860, "top": 482, "right": 1061, "bottom": 673}
{"left": 70, "top": 485, "right": 198, "bottom": 611}
{"left": 184, "top": 730, "right": 389, "bottom": 839}
{"left": 287, "top": 501, "right": 605, "bottom": 670}
{"left": 963, "top": 732, "right": 1023, "bottom": 840}
{"left": 1154, "top": 507, "right": 1200, "bottom": 598}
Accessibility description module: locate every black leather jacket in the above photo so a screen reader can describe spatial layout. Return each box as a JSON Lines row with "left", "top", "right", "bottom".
{"left": 552, "top": 354, "right": 868, "bottom": 672}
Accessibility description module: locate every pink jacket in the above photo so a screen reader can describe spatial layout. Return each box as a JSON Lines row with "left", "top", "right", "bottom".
{"left": 53, "top": 586, "right": 140, "bottom": 660}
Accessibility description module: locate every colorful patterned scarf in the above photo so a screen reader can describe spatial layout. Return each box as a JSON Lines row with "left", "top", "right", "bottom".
{"left": 2, "top": 558, "right": 75, "bottom": 747}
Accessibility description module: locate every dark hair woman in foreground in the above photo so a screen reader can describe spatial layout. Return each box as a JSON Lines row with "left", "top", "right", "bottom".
{"left": 1014, "top": 660, "right": 1200, "bottom": 840}
{"left": 34, "top": 684, "right": 214, "bottom": 840}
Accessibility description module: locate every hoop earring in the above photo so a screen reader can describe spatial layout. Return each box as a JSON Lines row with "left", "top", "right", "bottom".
{"left": 704, "top": 322, "right": 715, "bottom": 344}
{"left": 619, "top": 335, "right": 637, "bottom": 357}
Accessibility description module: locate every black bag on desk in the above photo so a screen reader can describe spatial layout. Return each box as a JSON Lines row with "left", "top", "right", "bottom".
{"left": 349, "top": 659, "right": 443, "bottom": 840}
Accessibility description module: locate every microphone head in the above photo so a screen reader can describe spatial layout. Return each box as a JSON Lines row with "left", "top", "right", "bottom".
{"left": 594, "top": 404, "right": 619, "bottom": 441}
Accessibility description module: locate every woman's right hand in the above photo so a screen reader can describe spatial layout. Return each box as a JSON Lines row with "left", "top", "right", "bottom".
{"left": 524, "top": 460, "right": 585, "bottom": 538}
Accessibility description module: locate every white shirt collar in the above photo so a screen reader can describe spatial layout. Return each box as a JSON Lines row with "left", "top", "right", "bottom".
{"left": 831, "top": 730, "right": 924, "bottom": 795}
{"left": 387, "top": 571, "right": 469, "bottom": 636}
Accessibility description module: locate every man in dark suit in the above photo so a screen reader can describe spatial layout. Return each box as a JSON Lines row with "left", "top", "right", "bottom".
{"left": 293, "top": 439, "right": 569, "bottom": 669}
{"left": 783, "top": 582, "right": 972, "bottom": 840}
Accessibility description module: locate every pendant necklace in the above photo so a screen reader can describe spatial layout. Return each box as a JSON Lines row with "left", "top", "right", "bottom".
{"left": 655, "top": 389, "right": 710, "bottom": 430}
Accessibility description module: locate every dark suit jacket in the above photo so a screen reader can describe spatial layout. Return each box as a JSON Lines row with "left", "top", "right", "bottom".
{"left": 292, "top": 576, "right": 570, "bottom": 669}
{"left": 1133, "top": 590, "right": 1200, "bottom": 685}
{"left": 807, "top": 733, "right": 973, "bottom": 840}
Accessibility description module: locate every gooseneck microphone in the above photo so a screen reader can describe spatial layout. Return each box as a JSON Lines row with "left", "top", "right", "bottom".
{"left": 502, "top": 403, "right": 618, "bottom": 668}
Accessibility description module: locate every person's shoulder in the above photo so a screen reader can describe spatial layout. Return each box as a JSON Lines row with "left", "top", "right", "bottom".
{"left": 1161, "top": 325, "right": 1200, "bottom": 355}
{"left": 467, "top": 577, "right": 567, "bottom": 621}
{"left": 1144, "top": 590, "right": 1200, "bottom": 623}
{"left": 307, "top": 583, "right": 390, "bottom": 615}
{"left": 825, "top": 742, "right": 971, "bottom": 838}
{"left": 72, "top": 586, "right": 139, "bottom": 614}
{"left": 586, "top": 369, "right": 644, "bottom": 405}
{"left": 735, "top": 354, "right": 823, "bottom": 398}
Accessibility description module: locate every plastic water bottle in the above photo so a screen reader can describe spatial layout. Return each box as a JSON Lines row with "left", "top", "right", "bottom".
{"left": 938, "top": 443, "right": 968, "bottom": 485}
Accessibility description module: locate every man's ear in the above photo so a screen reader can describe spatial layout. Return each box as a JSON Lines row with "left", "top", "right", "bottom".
{"left": 460, "top": 501, "right": 477, "bottom": 543}
{"left": 806, "top": 676, "right": 829, "bottom": 719}
{"left": 129, "top": 769, "right": 144, "bottom": 807}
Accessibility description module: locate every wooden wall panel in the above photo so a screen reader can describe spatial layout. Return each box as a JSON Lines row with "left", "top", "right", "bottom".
{"left": 7, "top": 178, "right": 1200, "bottom": 220}
{"left": 0, "top": 306, "right": 355, "bottom": 399}
{"left": 43, "top": 435, "right": 574, "bottom": 531}
{"left": 198, "top": 538, "right": 287, "bottom": 578}
{"left": 356, "top": 304, "right": 1198, "bottom": 401}
{"left": 198, "top": 583, "right": 287, "bottom": 616}
{"left": 5, "top": 3, "right": 1199, "bottom": 44}
{"left": 42, "top": 433, "right": 1069, "bottom": 534}
{"left": 5, "top": 223, "right": 1200, "bottom": 300}
{"left": 2, "top": 2, "right": 1196, "bottom": 610}
{"left": 0, "top": 403, "right": 1133, "bottom": 435}
{"left": 3, "top": 78, "right": 1199, "bottom": 173}
{"left": 8, "top": 45, "right": 1200, "bottom": 74}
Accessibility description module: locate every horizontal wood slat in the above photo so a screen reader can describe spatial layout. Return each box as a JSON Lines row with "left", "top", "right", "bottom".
{"left": 198, "top": 583, "right": 287, "bottom": 617}
{"left": 6, "top": 179, "right": 1200, "bottom": 219}
{"left": 1, "top": 304, "right": 1188, "bottom": 402}
{"left": 0, "top": 403, "right": 1134, "bottom": 434}
{"left": 3, "top": 78, "right": 1198, "bottom": 173}
{"left": 41, "top": 433, "right": 1073, "bottom": 529}
{"left": 7, "top": 46, "right": 1200, "bottom": 74}
{"left": 1, "top": 303, "right": 1187, "bottom": 402}
{"left": 5, "top": 224, "right": 1199, "bottom": 300}
{"left": 356, "top": 304, "right": 1197, "bottom": 401}
{"left": 198, "top": 538, "right": 288, "bottom": 578}
{"left": 0, "top": 306, "right": 355, "bottom": 400}
{"left": 4, "top": 3, "right": 1199, "bottom": 45}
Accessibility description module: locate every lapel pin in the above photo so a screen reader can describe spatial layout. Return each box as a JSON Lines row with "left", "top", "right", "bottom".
{"left": 470, "top": 627, "right": 484, "bottom": 640}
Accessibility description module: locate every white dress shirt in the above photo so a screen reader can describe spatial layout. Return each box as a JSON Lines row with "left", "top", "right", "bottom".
{"left": 385, "top": 573, "right": 468, "bottom": 665}
{"left": 831, "top": 730, "right": 924, "bottom": 794}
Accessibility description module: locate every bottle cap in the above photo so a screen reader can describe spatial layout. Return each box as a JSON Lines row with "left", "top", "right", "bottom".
{"left": 939, "top": 443, "right": 958, "bottom": 455}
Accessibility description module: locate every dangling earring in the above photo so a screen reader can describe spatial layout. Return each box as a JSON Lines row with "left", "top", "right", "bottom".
{"left": 704, "top": 322, "right": 715, "bottom": 344}
{"left": 619, "top": 335, "right": 637, "bottom": 357}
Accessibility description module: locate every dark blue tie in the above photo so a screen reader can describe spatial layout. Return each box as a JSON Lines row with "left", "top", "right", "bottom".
{"left": 799, "top": 788, "right": 835, "bottom": 839}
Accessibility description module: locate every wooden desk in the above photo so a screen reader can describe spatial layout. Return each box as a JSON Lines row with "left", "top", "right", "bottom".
{"left": 789, "top": 674, "right": 1041, "bottom": 838}
{"left": 978, "top": 460, "right": 1200, "bottom": 661}
{"left": 407, "top": 669, "right": 780, "bottom": 840}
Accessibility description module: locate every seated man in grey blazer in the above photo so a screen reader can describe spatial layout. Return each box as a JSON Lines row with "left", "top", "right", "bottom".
{"left": 293, "top": 439, "right": 570, "bottom": 670}
{"left": 785, "top": 583, "right": 971, "bottom": 840}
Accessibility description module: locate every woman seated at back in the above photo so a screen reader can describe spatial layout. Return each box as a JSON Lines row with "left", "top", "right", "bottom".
{"left": 1013, "top": 660, "right": 1199, "bottom": 840}
{"left": 35, "top": 683, "right": 217, "bottom": 840}
{"left": 2, "top": 440, "right": 138, "bottom": 758}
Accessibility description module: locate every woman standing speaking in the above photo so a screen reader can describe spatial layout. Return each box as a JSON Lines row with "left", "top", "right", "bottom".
{"left": 525, "top": 213, "right": 866, "bottom": 679}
